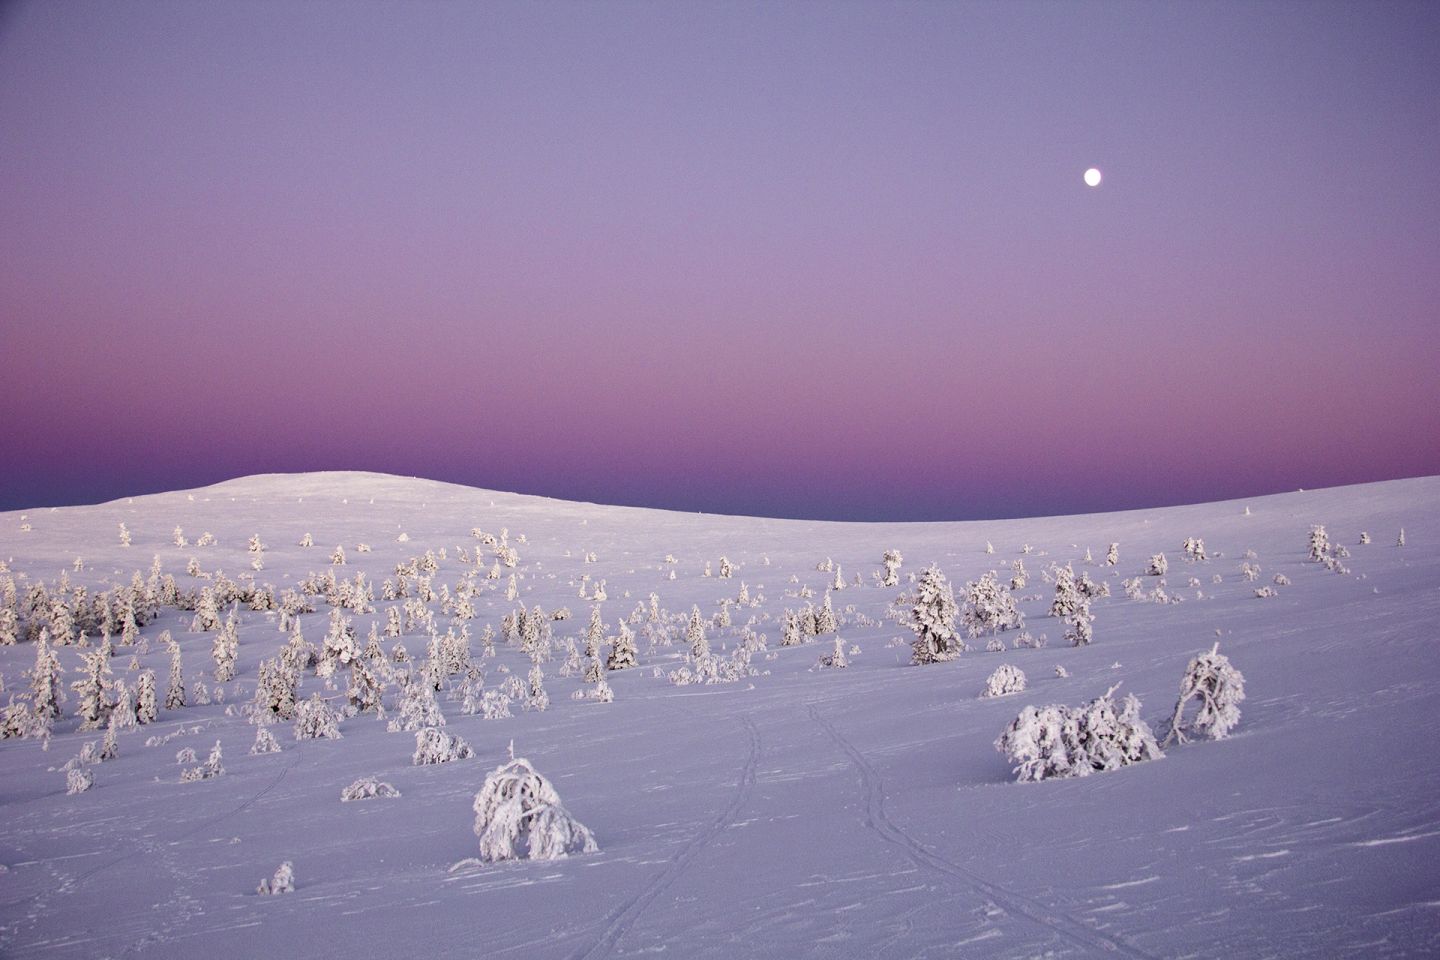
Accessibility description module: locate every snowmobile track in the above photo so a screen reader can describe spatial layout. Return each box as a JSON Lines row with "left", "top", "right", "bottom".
{"left": 807, "top": 703, "right": 1157, "bottom": 959}
{"left": 571, "top": 714, "right": 759, "bottom": 960}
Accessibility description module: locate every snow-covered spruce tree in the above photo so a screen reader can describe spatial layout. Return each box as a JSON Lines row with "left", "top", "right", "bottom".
{"left": 995, "top": 685, "right": 1163, "bottom": 782}
{"left": 1397, "top": 528, "right": 1406, "bottom": 547}
{"left": 293, "top": 694, "right": 342, "bottom": 740}
{"left": 1163, "top": 643, "right": 1246, "bottom": 746}
{"left": 135, "top": 669, "right": 158, "bottom": 724}
{"left": 607, "top": 620, "right": 638, "bottom": 671}
{"left": 718, "top": 556, "right": 733, "bottom": 579}
{"left": 191, "top": 587, "right": 221, "bottom": 632}
{"left": 1009, "top": 559, "right": 1028, "bottom": 591}
{"left": 164, "top": 633, "right": 185, "bottom": 710}
{"left": 909, "top": 566, "right": 961, "bottom": 664}
{"left": 961, "top": 571, "right": 1023, "bottom": 639}
{"left": 257, "top": 862, "right": 294, "bottom": 895}
{"left": 1147, "top": 553, "right": 1168, "bottom": 576}
{"left": 29, "top": 631, "right": 65, "bottom": 723}
{"left": 71, "top": 637, "right": 115, "bottom": 730}
{"left": 1106, "top": 543, "right": 1119, "bottom": 566}
{"left": 1048, "top": 564, "right": 1082, "bottom": 620}
{"left": 347, "top": 656, "right": 385, "bottom": 715}
{"left": 341, "top": 777, "right": 400, "bottom": 802}
{"left": 780, "top": 610, "right": 803, "bottom": 647}
{"left": 816, "top": 635, "right": 848, "bottom": 669}
{"left": 981, "top": 664, "right": 1027, "bottom": 698}
{"left": 815, "top": 592, "right": 838, "bottom": 635}
{"left": 1308, "top": 525, "right": 1330, "bottom": 562}
{"left": 389, "top": 676, "right": 445, "bottom": 732}
{"left": 525, "top": 665, "right": 549, "bottom": 712}
{"left": 686, "top": 606, "right": 709, "bottom": 660}
{"left": 118, "top": 523, "right": 131, "bottom": 547}
{"left": 414, "top": 726, "right": 473, "bottom": 764}
{"left": 212, "top": 607, "right": 239, "bottom": 682}
{"left": 253, "top": 657, "right": 298, "bottom": 721}
{"left": 881, "top": 549, "right": 903, "bottom": 587}
{"left": 1064, "top": 601, "right": 1094, "bottom": 647}
{"left": 250, "top": 725, "right": 282, "bottom": 755}
{"left": 472, "top": 756, "right": 598, "bottom": 862}
{"left": 331, "top": 545, "right": 347, "bottom": 566}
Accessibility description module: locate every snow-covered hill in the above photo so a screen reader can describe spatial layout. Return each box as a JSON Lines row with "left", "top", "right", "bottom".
{"left": 2, "top": 472, "right": 1437, "bottom": 958}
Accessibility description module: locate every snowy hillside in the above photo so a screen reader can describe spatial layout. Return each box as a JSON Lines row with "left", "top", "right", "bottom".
{"left": 1, "top": 472, "right": 1437, "bottom": 959}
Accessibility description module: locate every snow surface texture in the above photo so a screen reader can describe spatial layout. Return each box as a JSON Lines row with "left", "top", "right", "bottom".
{"left": 0, "top": 471, "right": 1437, "bottom": 958}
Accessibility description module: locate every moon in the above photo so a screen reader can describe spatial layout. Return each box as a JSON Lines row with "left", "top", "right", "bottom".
{"left": 1084, "top": 167, "right": 1102, "bottom": 187}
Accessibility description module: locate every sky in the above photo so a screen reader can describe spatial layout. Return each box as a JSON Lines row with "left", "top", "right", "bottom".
{"left": 2, "top": 0, "right": 1437, "bottom": 521}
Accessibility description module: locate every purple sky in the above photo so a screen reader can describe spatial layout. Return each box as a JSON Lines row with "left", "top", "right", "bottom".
{"left": 2, "top": 1, "right": 1437, "bottom": 520}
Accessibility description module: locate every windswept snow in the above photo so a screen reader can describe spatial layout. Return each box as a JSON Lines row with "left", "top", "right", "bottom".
{"left": 1, "top": 471, "right": 1437, "bottom": 958}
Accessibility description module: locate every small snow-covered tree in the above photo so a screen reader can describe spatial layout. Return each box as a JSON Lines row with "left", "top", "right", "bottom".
{"left": 686, "top": 606, "right": 709, "bottom": 660}
{"left": 71, "top": 637, "right": 115, "bottom": 730}
{"left": 250, "top": 725, "right": 282, "bottom": 755}
{"left": 67, "top": 767, "right": 94, "bottom": 795}
{"left": 981, "top": 664, "right": 1026, "bottom": 698}
{"left": 815, "top": 591, "right": 837, "bottom": 635}
{"left": 135, "top": 669, "right": 158, "bottom": 724}
{"left": 995, "top": 685, "right": 1163, "bottom": 782}
{"left": 1147, "top": 553, "right": 1168, "bottom": 576}
{"left": 880, "top": 549, "right": 902, "bottom": 587}
{"left": 293, "top": 694, "right": 342, "bottom": 740}
{"left": 816, "top": 636, "right": 848, "bottom": 669}
{"left": 961, "top": 571, "right": 1022, "bottom": 639}
{"left": 181, "top": 740, "right": 225, "bottom": 782}
{"left": 212, "top": 607, "right": 239, "bottom": 682}
{"left": 341, "top": 777, "right": 400, "bottom": 801}
{"left": 1308, "top": 525, "right": 1330, "bottom": 561}
{"left": 29, "top": 631, "right": 65, "bottom": 722}
{"left": 331, "top": 545, "right": 347, "bottom": 566}
{"left": 909, "top": 566, "right": 960, "bottom": 664}
{"left": 1064, "top": 601, "right": 1094, "bottom": 647}
{"left": 257, "top": 862, "right": 294, "bottom": 895}
{"left": 607, "top": 620, "right": 638, "bottom": 671}
{"left": 472, "top": 756, "right": 598, "bottom": 862}
{"left": 164, "top": 633, "right": 185, "bottom": 709}
{"left": 413, "top": 726, "right": 474, "bottom": 764}
{"left": 118, "top": 523, "right": 131, "bottom": 547}
{"left": 1106, "top": 543, "right": 1119, "bottom": 566}
{"left": 1163, "top": 643, "right": 1246, "bottom": 745}
{"left": 1397, "top": 528, "right": 1406, "bottom": 547}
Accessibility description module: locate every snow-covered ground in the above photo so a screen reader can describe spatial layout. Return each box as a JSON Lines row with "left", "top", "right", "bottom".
{"left": 1, "top": 471, "right": 1436, "bottom": 959}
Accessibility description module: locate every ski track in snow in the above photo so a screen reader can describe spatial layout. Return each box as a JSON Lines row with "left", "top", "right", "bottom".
{"left": 570, "top": 714, "right": 760, "bottom": 960}
{"left": 806, "top": 703, "right": 1158, "bottom": 959}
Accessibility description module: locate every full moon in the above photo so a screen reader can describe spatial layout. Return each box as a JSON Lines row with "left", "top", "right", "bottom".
{"left": 1084, "top": 167, "right": 1103, "bottom": 187}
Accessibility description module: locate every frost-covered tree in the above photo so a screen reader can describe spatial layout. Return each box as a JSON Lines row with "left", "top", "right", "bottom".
{"left": 413, "top": 726, "right": 473, "bottom": 764}
{"left": 607, "top": 620, "right": 637, "bottom": 671}
{"left": 257, "top": 862, "right": 294, "bottom": 895}
{"left": 1308, "top": 525, "right": 1330, "bottom": 561}
{"left": 1397, "top": 528, "right": 1406, "bottom": 547}
{"left": 525, "top": 664, "right": 549, "bottom": 712}
{"left": 686, "top": 606, "right": 709, "bottom": 661}
{"left": 347, "top": 657, "right": 385, "bottom": 715}
{"left": 1182, "top": 537, "right": 1207, "bottom": 561}
{"left": 1106, "top": 542, "right": 1119, "bottom": 566}
{"left": 718, "top": 556, "right": 733, "bottom": 579}
{"left": 816, "top": 636, "right": 848, "bottom": 669}
{"left": 118, "top": 523, "right": 131, "bottom": 547}
{"left": 961, "top": 571, "right": 1023, "bottom": 639}
{"left": 995, "top": 685, "right": 1163, "bottom": 782}
{"left": 341, "top": 777, "right": 400, "bottom": 802}
{"left": 181, "top": 740, "right": 225, "bottom": 782}
{"left": 164, "top": 633, "right": 185, "bottom": 710}
{"left": 212, "top": 606, "right": 239, "bottom": 682}
{"left": 67, "top": 767, "right": 94, "bottom": 795}
{"left": 881, "top": 549, "right": 903, "bottom": 587}
{"left": 293, "top": 694, "right": 342, "bottom": 740}
{"left": 909, "top": 566, "right": 960, "bottom": 664}
{"left": 390, "top": 677, "right": 444, "bottom": 732}
{"left": 192, "top": 587, "right": 222, "bottom": 632}
{"left": 29, "top": 631, "right": 65, "bottom": 722}
{"left": 331, "top": 545, "right": 347, "bottom": 565}
{"left": 981, "top": 664, "right": 1026, "bottom": 698}
{"left": 1048, "top": 564, "right": 1082, "bottom": 620}
{"left": 815, "top": 591, "right": 838, "bottom": 635}
{"left": 135, "top": 669, "right": 158, "bottom": 724}
{"left": 1163, "top": 643, "right": 1246, "bottom": 745}
{"left": 780, "top": 610, "right": 803, "bottom": 647}
{"left": 250, "top": 725, "right": 282, "bottom": 755}
{"left": 472, "top": 756, "right": 598, "bottom": 862}
{"left": 71, "top": 637, "right": 115, "bottom": 730}
{"left": 1147, "top": 553, "right": 1168, "bottom": 576}
{"left": 1064, "top": 601, "right": 1094, "bottom": 647}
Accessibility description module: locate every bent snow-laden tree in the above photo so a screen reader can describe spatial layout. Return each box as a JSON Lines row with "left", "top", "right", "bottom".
{"left": 472, "top": 756, "right": 598, "bottom": 862}
{"left": 1163, "top": 643, "right": 1246, "bottom": 745}
{"left": 995, "top": 685, "right": 1163, "bottom": 782}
